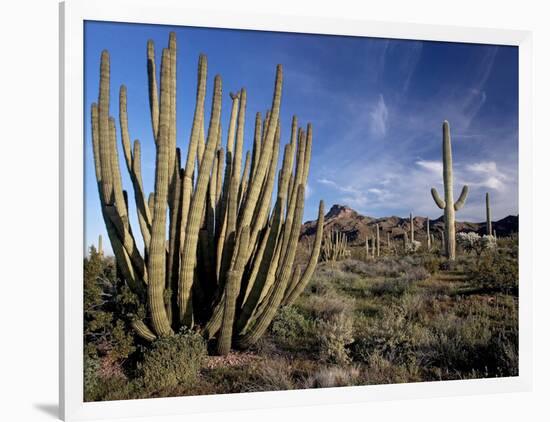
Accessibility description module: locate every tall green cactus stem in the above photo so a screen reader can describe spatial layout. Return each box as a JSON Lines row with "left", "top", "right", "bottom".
{"left": 284, "top": 200, "right": 325, "bottom": 305}
{"left": 147, "top": 48, "right": 174, "bottom": 337}
{"left": 119, "top": 87, "right": 152, "bottom": 257}
{"left": 98, "top": 235, "right": 103, "bottom": 256}
{"left": 426, "top": 217, "right": 431, "bottom": 249}
{"left": 387, "top": 232, "right": 391, "bottom": 252}
{"left": 146, "top": 40, "right": 159, "bottom": 143}
{"left": 179, "top": 54, "right": 207, "bottom": 255}
{"left": 217, "top": 226, "right": 250, "bottom": 355}
{"left": 486, "top": 192, "right": 492, "bottom": 236}
{"left": 179, "top": 74, "right": 222, "bottom": 326}
{"left": 430, "top": 121, "right": 469, "bottom": 260}
{"left": 365, "top": 235, "right": 369, "bottom": 260}
{"left": 410, "top": 213, "right": 414, "bottom": 243}
{"left": 376, "top": 224, "right": 380, "bottom": 257}
{"left": 237, "top": 186, "right": 306, "bottom": 349}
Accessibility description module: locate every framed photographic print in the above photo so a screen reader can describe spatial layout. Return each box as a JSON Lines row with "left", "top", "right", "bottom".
{"left": 60, "top": 0, "right": 532, "bottom": 420}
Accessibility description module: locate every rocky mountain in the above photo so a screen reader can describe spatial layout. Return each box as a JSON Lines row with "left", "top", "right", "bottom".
{"left": 300, "top": 204, "right": 518, "bottom": 245}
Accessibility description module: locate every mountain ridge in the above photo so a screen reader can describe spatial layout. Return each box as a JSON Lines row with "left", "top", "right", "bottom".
{"left": 301, "top": 204, "right": 518, "bottom": 244}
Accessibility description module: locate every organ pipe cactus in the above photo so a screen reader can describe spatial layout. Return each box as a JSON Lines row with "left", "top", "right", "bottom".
{"left": 322, "top": 228, "right": 349, "bottom": 263}
{"left": 430, "top": 121, "right": 469, "bottom": 260}
{"left": 90, "top": 32, "right": 324, "bottom": 355}
{"left": 486, "top": 192, "right": 492, "bottom": 236}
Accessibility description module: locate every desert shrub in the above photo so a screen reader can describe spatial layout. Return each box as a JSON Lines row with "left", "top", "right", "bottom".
{"left": 350, "top": 307, "right": 421, "bottom": 366}
{"left": 368, "top": 278, "right": 410, "bottom": 297}
{"left": 270, "top": 306, "right": 315, "bottom": 350}
{"left": 340, "top": 259, "right": 371, "bottom": 276}
{"left": 401, "top": 266, "right": 430, "bottom": 283}
{"left": 137, "top": 330, "right": 207, "bottom": 393}
{"left": 84, "top": 247, "right": 137, "bottom": 362}
{"left": 250, "top": 359, "right": 297, "bottom": 391}
{"left": 83, "top": 356, "right": 101, "bottom": 401}
{"left": 363, "top": 351, "right": 421, "bottom": 385}
{"left": 420, "top": 312, "right": 491, "bottom": 372}
{"left": 306, "top": 264, "right": 359, "bottom": 294}
{"left": 303, "top": 293, "right": 355, "bottom": 320}
{"left": 316, "top": 312, "right": 354, "bottom": 365}
{"left": 468, "top": 251, "right": 518, "bottom": 293}
{"left": 304, "top": 365, "right": 362, "bottom": 388}
{"left": 399, "top": 293, "right": 427, "bottom": 320}
{"left": 420, "top": 255, "right": 441, "bottom": 274}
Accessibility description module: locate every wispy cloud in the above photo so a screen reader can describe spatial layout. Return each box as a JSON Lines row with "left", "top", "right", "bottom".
{"left": 369, "top": 94, "right": 388, "bottom": 137}
{"left": 416, "top": 160, "right": 442, "bottom": 174}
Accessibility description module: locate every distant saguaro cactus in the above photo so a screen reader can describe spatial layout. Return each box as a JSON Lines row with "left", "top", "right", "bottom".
{"left": 322, "top": 228, "right": 349, "bottom": 263}
{"left": 486, "top": 192, "right": 492, "bottom": 236}
{"left": 410, "top": 213, "right": 415, "bottom": 243}
{"left": 426, "top": 218, "right": 431, "bottom": 250}
{"left": 376, "top": 224, "right": 380, "bottom": 257}
{"left": 98, "top": 234, "right": 103, "bottom": 256}
{"left": 90, "top": 33, "right": 324, "bottom": 355}
{"left": 431, "top": 121, "right": 469, "bottom": 260}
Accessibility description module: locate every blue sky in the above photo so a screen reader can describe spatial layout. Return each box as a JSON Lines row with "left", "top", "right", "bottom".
{"left": 84, "top": 21, "right": 518, "bottom": 253}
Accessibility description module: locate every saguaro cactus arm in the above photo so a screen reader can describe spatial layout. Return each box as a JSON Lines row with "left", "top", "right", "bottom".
{"left": 431, "top": 188, "right": 445, "bottom": 209}
{"left": 454, "top": 186, "right": 469, "bottom": 211}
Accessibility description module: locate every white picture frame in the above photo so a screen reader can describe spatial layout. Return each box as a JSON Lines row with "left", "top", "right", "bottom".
{"left": 60, "top": 0, "right": 533, "bottom": 420}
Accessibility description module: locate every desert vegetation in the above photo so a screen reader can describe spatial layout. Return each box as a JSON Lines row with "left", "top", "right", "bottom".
{"left": 84, "top": 30, "right": 519, "bottom": 401}
{"left": 85, "top": 234, "right": 518, "bottom": 400}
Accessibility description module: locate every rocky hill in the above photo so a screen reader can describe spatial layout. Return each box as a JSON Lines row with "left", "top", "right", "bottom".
{"left": 301, "top": 204, "right": 518, "bottom": 245}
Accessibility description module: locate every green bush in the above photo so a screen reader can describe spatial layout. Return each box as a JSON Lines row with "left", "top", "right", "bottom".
{"left": 350, "top": 307, "right": 420, "bottom": 366}
{"left": 83, "top": 356, "right": 101, "bottom": 401}
{"left": 420, "top": 255, "right": 441, "bottom": 274}
{"left": 137, "top": 330, "right": 207, "bottom": 393}
{"left": 368, "top": 278, "right": 410, "bottom": 297}
{"left": 84, "top": 247, "right": 137, "bottom": 361}
{"left": 316, "top": 312, "right": 354, "bottom": 365}
{"left": 469, "top": 251, "right": 518, "bottom": 293}
{"left": 271, "top": 306, "right": 315, "bottom": 350}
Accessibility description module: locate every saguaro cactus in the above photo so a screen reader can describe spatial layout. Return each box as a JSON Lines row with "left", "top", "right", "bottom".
{"left": 426, "top": 217, "right": 431, "bottom": 250}
{"left": 430, "top": 121, "right": 469, "bottom": 260}
{"left": 376, "top": 224, "right": 380, "bottom": 257}
{"left": 486, "top": 192, "right": 492, "bottom": 236}
{"left": 90, "top": 32, "right": 324, "bottom": 355}
{"left": 410, "top": 213, "right": 415, "bottom": 243}
{"left": 98, "top": 235, "right": 103, "bottom": 256}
